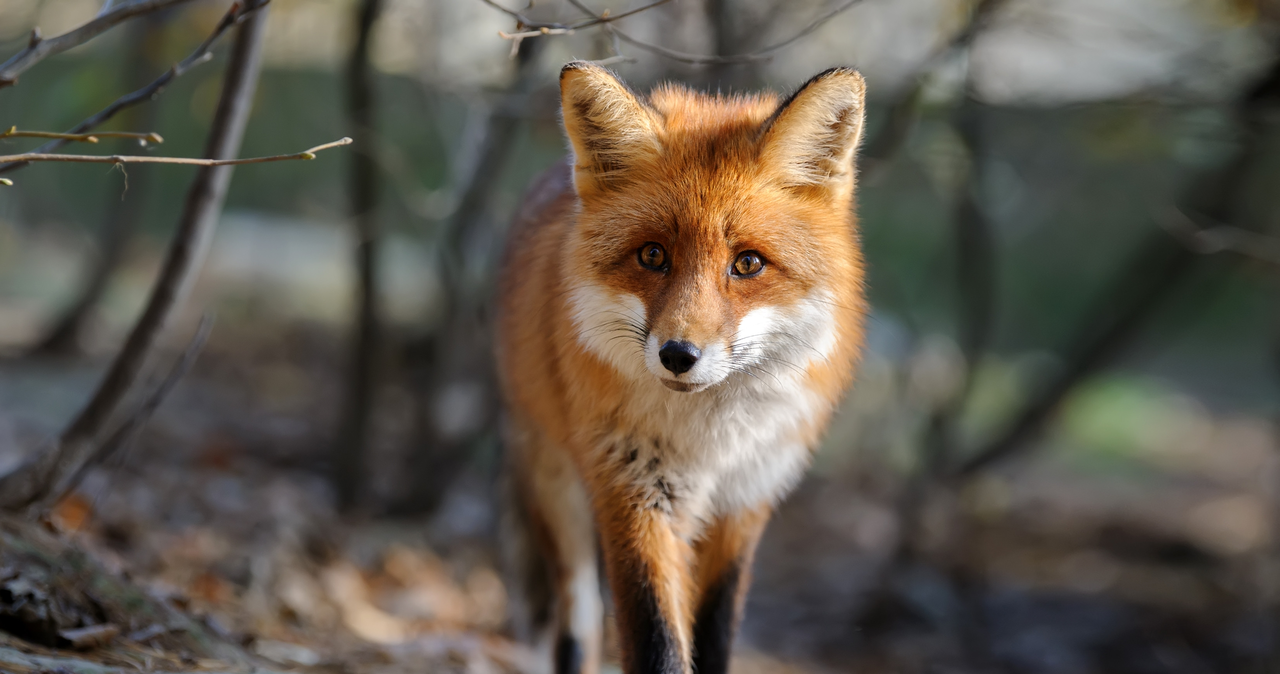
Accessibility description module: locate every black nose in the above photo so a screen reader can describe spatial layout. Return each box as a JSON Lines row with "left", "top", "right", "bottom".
{"left": 658, "top": 340, "right": 700, "bottom": 375}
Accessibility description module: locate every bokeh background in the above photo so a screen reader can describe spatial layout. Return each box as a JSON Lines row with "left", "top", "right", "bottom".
{"left": 1, "top": 0, "right": 1279, "bottom": 672}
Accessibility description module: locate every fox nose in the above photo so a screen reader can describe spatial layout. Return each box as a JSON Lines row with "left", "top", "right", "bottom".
{"left": 658, "top": 340, "right": 701, "bottom": 375}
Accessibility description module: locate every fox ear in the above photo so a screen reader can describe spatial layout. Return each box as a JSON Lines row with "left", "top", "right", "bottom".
{"left": 760, "top": 68, "right": 866, "bottom": 201}
{"left": 560, "top": 61, "right": 663, "bottom": 198}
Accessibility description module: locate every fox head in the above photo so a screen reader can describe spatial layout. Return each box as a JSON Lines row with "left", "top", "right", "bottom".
{"left": 560, "top": 62, "right": 867, "bottom": 394}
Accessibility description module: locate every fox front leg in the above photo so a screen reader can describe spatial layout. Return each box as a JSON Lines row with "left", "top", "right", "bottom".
{"left": 690, "top": 506, "right": 771, "bottom": 674}
{"left": 593, "top": 480, "right": 693, "bottom": 674}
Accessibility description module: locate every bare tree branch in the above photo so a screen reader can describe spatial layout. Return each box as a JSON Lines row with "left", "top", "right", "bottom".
{"left": 480, "top": 0, "right": 672, "bottom": 31}
{"left": 954, "top": 238, "right": 1195, "bottom": 477}
{"left": 860, "top": 0, "right": 1006, "bottom": 179}
{"left": 1, "top": 127, "right": 163, "bottom": 145}
{"left": 481, "top": 0, "right": 866, "bottom": 66}
{"left": 0, "top": 3, "right": 273, "bottom": 512}
{"left": 0, "top": 0, "right": 200, "bottom": 88}
{"left": 615, "top": 0, "right": 867, "bottom": 64}
{"left": 0, "top": 0, "right": 270, "bottom": 175}
{"left": 44, "top": 315, "right": 214, "bottom": 511}
{"left": 1159, "top": 207, "right": 1280, "bottom": 268}
{"left": 561, "top": 0, "right": 868, "bottom": 65}
{"left": 0, "top": 138, "right": 350, "bottom": 178}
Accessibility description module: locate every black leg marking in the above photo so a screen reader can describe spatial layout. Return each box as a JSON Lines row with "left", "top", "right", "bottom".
{"left": 627, "top": 570, "right": 683, "bottom": 674}
{"left": 555, "top": 633, "right": 584, "bottom": 674}
{"left": 692, "top": 564, "right": 742, "bottom": 674}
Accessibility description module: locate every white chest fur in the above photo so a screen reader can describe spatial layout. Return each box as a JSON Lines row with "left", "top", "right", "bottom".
{"left": 568, "top": 283, "right": 842, "bottom": 528}
{"left": 591, "top": 375, "right": 823, "bottom": 527}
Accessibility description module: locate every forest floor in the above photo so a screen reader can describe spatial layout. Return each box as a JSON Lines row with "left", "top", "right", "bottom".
{"left": 1, "top": 317, "right": 1278, "bottom": 674}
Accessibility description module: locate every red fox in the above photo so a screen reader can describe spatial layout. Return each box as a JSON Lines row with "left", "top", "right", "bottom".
{"left": 496, "top": 62, "right": 868, "bottom": 674}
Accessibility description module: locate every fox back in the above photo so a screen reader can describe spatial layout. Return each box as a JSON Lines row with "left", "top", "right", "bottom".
{"left": 497, "top": 63, "right": 868, "bottom": 674}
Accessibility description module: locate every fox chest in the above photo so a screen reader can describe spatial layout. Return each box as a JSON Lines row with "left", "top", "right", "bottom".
{"left": 590, "top": 381, "right": 825, "bottom": 525}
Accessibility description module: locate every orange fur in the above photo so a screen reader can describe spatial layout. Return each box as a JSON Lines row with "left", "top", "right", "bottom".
{"left": 691, "top": 505, "right": 771, "bottom": 637}
{"left": 496, "top": 63, "right": 869, "bottom": 674}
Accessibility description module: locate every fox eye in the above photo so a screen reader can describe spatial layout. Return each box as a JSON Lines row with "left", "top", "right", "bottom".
{"left": 732, "top": 251, "right": 764, "bottom": 277}
{"left": 638, "top": 242, "right": 667, "bottom": 270}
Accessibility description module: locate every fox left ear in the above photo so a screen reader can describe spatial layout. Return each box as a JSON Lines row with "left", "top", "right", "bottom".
{"left": 760, "top": 68, "right": 866, "bottom": 201}
{"left": 560, "top": 61, "right": 663, "bottom": 199}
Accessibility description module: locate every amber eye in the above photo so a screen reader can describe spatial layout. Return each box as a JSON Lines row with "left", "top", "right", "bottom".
{"left": 732, "top": 251, "right": 764, "bottom": 277}
{"left": 638, "top": 242, "right": 667, "bottom": 270}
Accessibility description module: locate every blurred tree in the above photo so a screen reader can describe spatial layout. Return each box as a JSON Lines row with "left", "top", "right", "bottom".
{"left": 957, "top": 41, "right": 1280, "bottom": 475}
{"left": 395, "top": 38, "right": 544, "bottom": 516}
{"left": 333, "top": 0, "right": 387, "bottom": 514}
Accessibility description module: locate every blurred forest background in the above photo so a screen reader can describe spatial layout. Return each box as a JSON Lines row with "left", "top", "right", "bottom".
{"left": 1, "top": 0, "right": 1279, "bottom": 672}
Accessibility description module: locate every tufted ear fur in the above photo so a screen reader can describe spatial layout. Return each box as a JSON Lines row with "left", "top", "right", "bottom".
{"left": 560, "top": 61, "right": 664, "bottom": 199}
{"left": 759, "top": 67, "right": 866, "bottom": 202}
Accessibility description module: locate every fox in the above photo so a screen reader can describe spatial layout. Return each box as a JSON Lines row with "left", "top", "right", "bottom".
{"left": 495, "top": 61, "right": 868, "bottom": 674}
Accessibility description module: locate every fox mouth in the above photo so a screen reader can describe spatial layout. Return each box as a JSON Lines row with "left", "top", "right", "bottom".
{"left": 661, "top": 380, "right": 707, "bottom": 393}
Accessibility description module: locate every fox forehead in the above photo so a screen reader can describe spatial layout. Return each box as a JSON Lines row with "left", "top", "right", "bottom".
{"left": 613, "top": 86, "right": 785, "bottom": 196}
{"left": 646, "top": 85, "right": 780, "bottom": 156}
{"left": 571, "top": 83, "right": 852, "bottom": 282}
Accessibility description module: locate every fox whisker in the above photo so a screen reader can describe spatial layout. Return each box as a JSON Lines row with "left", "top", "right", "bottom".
{"left": 769, "top": 331, "right": 825, "bottom": 358}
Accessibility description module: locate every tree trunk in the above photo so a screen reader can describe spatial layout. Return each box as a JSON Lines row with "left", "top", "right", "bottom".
{"left": 333, "top": 0, "right": 385, "bottom": 512}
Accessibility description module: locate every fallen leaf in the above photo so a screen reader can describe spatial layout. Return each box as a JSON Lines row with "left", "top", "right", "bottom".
{"left": 50, "top": 493, "right": 92, "bottom": 533}
{"left": 58, "top": 623, "right": 119, "bottom": 650}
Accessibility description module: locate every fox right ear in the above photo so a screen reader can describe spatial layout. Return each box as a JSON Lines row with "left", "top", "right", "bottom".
{"left": 760, "top": 67, "right": 866, "bottom": 203}
{"left": 560, "top": 61, "right": 663, "bottom": 198}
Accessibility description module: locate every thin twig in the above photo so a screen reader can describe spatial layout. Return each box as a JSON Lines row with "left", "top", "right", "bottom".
{"left": 484, "top": 0, "right": 867, "bottom": 65}
{"left": 0, "top": 138, "right": 350, "bottom": 179}
{"left": 500, "top": 27, "right": 575, "bottom": 40}
{"left": 480, "top": 0, "right": 672, "bottom": 31}
{"left": 594, "top": 24, "right": 638, "bottom": 65}
{"left": 563, "top": 0, "right": 867, "bottom": 65}
{"left": 0, "top": 0, "right": 200, "bottom": 88}
{"left": 488, "top": 0, "right": 669, "bottom": 59}
{"left": 591, "top": 53, "right": 637, "bottom": 66}
{"left": 1, "top": 126, "right": 163, "bottom": 145}
{"left": 860, "top": 0, "right": 1006, "bottom": 179}
{"left": 1159, "top": 207, "right": 1280, "bottom": 268}
{"left": 0, "top": 0, "right": 271, "bottom": 175}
